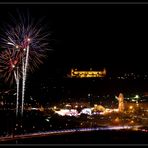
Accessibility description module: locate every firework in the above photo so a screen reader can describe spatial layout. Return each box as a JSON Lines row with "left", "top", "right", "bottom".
{"left": 0, "top": 11, "right": 50, "bottom": 73}
{"left": 0, "top": 12, "right": 51, "bottom": 118}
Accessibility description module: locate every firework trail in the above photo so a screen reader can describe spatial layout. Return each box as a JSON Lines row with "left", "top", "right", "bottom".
{"left": 21, "top": 44, "right": 30, "bottom": 116}
{"left": 16, "top": 67, "right": 20, "bottom": 117}
{"left": 14, "top": 67, "right": 20, "bottom": 117}
{"left": 21, "top": 58, "right": 25, "bottom": 117}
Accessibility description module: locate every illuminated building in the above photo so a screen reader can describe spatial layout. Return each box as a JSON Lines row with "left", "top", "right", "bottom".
{"left": 117, "top": 93, "right": 125, "bottom": 113}
{"left": 93, "top": 104, "right": 106, "bottom": 112}
{"left": 80, "top": 108, "right": 92, "bottom": 115}
{"left": 55, "top": 109, "right": 79, "bottom": 116}
{"left": 70, "top": 68, "right": 106, "bottom": 78}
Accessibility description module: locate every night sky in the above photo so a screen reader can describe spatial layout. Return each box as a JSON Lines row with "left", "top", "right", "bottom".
{"left": 0, "top": 4, "right": 148, "bottom": 80}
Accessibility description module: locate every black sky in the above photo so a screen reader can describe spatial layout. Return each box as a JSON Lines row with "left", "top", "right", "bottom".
{"left": 0, "top": 4, "right": 148, "bottom": 76}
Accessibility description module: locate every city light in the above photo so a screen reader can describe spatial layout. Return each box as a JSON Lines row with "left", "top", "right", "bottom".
{"left": 129, "top": 106, "right": 133, "bottom": 109}
{"left": 53, "top": 106, "right": 57, "bottom": 110}
{"left": 135, "top": 95, "right": 140, "bottom": 99}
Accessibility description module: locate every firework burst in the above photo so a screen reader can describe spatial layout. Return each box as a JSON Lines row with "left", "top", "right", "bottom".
{"left": 0, "top": 11, "right": 51, "bottom": 118}
{"left": 0, "top": 12, "right": 50, "bottom": 74}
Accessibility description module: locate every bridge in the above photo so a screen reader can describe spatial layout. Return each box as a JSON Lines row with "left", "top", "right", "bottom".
{"left": 0, "top": 125, "right": 142, "bottom": 143}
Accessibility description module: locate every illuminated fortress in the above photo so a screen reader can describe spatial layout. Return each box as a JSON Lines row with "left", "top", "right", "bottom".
{"left": 70, "top": 68, "right": 106, "bottom": 78}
